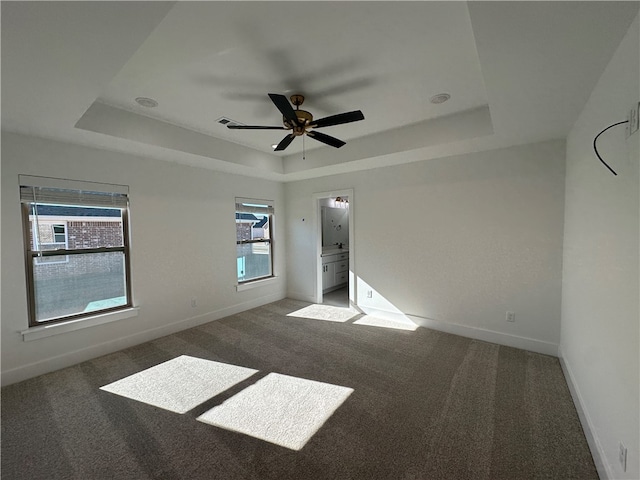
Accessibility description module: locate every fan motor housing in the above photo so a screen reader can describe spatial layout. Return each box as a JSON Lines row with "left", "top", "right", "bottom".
{"left": 284, "top": 109, "right": 313, "bottom": 135}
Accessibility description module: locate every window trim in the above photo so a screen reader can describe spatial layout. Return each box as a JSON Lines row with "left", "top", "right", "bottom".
{"left": 20, "top": 179, "right": 133, "bottom": 328}
{"left": 236, "top": 275, "right": 278, "bottom": 292}
{"left": 21, "top": 306, "right": 139, "bottom": 342}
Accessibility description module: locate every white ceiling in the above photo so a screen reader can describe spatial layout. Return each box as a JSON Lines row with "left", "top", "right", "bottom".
{"left": 2, "top": 1, "right": 638, "bottom": 181}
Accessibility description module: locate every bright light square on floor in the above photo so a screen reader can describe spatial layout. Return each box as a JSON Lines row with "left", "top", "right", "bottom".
{"left": 197, "top": 373, "right": 354, "bottom": 450}
{"left": 287, "top": 304, "right": 358, "bottom": 323}
{"left": 100, "top": 355, "right": 258, "bottom": 414}
{"left": 353, "top": 315, "right": 418, "bottom": 331}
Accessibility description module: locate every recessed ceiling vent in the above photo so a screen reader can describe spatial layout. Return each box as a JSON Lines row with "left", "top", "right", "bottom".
{"left": 217, "top": 117, "right": 242, "bottom": 126}
{"left": 430, "top": 93, "right": 451, "bottom": 104}
{"left": 135, "top": 97, "right": 158, "bottom": 108}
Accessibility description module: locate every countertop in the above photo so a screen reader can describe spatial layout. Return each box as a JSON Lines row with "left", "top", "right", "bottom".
{"left": 321, "top": 248, "right": 349, "bottom": 257}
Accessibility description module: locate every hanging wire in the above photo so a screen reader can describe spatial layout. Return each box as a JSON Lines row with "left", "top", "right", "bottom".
{"left": 593, "top": 120, "right": 629, "bottom": 176}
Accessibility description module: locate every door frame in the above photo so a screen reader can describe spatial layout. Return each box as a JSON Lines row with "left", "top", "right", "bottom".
{"left": 313, "top": 189, "right": 355, "bottom": 306}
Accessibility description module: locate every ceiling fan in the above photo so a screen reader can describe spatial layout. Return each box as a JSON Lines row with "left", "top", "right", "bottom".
{"left": 226, "top": 93, "right": 364, "bottom": 151}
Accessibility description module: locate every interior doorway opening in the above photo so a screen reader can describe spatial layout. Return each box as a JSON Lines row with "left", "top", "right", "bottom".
{"left": 314, "top": 190, "right": 354, "bottom": 308}
{"left": 321, "top": 285, "right": 349, "bottom": 308}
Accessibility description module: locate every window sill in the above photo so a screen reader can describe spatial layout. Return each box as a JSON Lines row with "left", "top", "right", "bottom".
{"left": 21, "top": 307, "right": 139, "bottom": 342}
{"left": 236, "top": 276, "right": 278, "bottom": 292}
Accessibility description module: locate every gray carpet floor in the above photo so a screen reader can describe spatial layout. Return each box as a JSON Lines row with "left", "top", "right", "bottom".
{"left": 1, "top": 298, "right": 598, "bottom": 480}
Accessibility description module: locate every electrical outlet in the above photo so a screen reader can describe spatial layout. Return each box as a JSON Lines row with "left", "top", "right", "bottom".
{"left": 191, "top": 297, "right": 197, "bottom": 308}
{"left": 629, "top": 102, "right": 639, "bottom": 136}
{"left": 619, "top": 442, "right": 627, "bottom": 472}
{"left": 506, "top": 311, "right": 515, "bottom": 322}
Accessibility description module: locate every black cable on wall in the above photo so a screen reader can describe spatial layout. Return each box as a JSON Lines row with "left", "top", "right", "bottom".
{"left": 593, "top": 120, "right": 629, "bottom": 176}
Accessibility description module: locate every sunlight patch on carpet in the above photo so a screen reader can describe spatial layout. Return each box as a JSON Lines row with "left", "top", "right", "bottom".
{"left": 197, "top": 373, "right": 353, "bottom": 450}
{"left": 286, "top": 304, "right": 358, "bottom": 323}
{"left": 353, "top": 315, "right": 418, "bottom": 331}
{"left": 100, "top": 355, "right": 258, "bottom": 414}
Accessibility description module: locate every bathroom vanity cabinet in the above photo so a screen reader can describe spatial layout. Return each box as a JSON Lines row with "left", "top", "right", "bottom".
{"left": 321, "top": 251, "right": 349, "bottom": 293}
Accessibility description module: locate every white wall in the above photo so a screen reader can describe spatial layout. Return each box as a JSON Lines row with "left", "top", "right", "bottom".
{"left": 1, "top": 132, "right": 286, "bottom": 385}
{"left": 285, "top": 140, "right": 566, "bottom": 355}
{"left": 561, "top": 14, "right": 639, "bottom": 480}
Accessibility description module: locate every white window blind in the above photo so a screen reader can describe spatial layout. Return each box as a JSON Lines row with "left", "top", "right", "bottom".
{"left": 235, "top": 197, "right": 274, "bottom": 214}
{"left": 19, "top": 175, "right": 128, "bottom": 208}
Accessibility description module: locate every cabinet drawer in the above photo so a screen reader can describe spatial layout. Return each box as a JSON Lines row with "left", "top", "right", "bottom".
{"left": 322, "top": 254, "right": 337, "bottom": 265}
{"left": 335, "top": 261, "right": 348, "bottom": 274}
{"left": 334, "top": 271, "right": 348, "bottom": 285}
{"left": 336, "top": 253, "right": 348, "bottom": 261}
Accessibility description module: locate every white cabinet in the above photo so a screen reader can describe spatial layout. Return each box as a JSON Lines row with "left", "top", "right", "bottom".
{"left": 333, "top": 256, "right": 348, "bottom": 286}
{"left": 322, "top": 252, "right": 349, "bottom": 292}
{"left": 322, "top": 261, "right": 336, "bottom": 291}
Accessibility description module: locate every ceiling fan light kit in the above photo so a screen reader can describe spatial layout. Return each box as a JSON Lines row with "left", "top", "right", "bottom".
{"left": 227, "top": 93, "right": 364, "bottom": 151}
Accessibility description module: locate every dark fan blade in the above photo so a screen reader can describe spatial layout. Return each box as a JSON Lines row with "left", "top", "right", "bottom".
{"left": 307, "top": 130, "right": 346, "bottom": 148}
{"left": 227, "top": 125, "right": 287, "bottom": 130}
{"left": 310, "top": 110, "right": 364, "bottom": 128}
{"left": 274, "top": 133, "right": 296, "bottom": 151}
{"left": 268, "top": 93, "right": 299, "bottom": 126}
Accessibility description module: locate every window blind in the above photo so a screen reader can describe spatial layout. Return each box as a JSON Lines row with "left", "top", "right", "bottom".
{"left": 235, "top": 197, "right": 274, "bottom": 214}
{"left": 19, "top": 176, "right": 128, "bottom": 208}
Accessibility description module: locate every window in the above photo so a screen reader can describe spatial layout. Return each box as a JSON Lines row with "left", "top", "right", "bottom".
{"left": 235, "top": 198, "right": 274, "bottom": 284}
{"left": 20, "top": 176, "right": 132, "bottom": 326}
{"left": 33, "top": 222, "right": 69, "bottom": 264}
{"left": 52, "top": 224, "right": 66, "bottom": 243}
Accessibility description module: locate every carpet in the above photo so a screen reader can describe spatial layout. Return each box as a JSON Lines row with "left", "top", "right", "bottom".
{"left": 1, "top": 298, "right": 598, "bottom": 480}
{"left": 198, "top": 372, "right": 354, "bottom": 450}
{"left": 286, "top": 304, "right": 358, "bottom": 322}
{"left": 100, "top": 355, "right": 258, "bottom": 414}
{"left": 353, "top": 314, "right": 419, "bottom": 331}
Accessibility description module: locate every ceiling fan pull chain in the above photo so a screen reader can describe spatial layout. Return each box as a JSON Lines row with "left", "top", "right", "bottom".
{"left": 303, "top": 133, "right": 306, "bottom": 160}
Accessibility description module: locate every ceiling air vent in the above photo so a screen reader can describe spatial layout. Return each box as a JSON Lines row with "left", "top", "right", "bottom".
{"left": 429, "top": 93, "right": 451, "bottom": 104}
{"left": 135, "top": 97, "right": 158, "bottom": 108}
{"left": 217, "top": 117, "right": 242, "bottom": 127}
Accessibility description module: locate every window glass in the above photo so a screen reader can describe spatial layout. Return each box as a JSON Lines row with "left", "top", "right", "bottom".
{"left": 235, "top": 199, "right": 273, "bottom": 283}
{"left": 52, "top": 225, "right": 66, "bottom": 243}
{"left": 32, "top": 251, "right": 127, "bottom": 321}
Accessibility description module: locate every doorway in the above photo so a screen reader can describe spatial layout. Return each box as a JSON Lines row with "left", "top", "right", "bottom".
{"left": 314, "top": 190, "right": 354, "bottom": 308}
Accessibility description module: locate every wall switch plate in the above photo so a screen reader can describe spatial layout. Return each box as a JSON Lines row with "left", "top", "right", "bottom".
{"left": 367, "top": 290, "right": 373, "bottom": 298}
{"left": 629, "top": 102, "right": 639, "bottom": 136}
{"left": 191, "top": 297, "right": 197, "bottom": 308}
{"left": 506, "top": 311, "right": 515, "bottom": 322}
{"left": 619, "top": 442, "right": 627, "bottom": 472}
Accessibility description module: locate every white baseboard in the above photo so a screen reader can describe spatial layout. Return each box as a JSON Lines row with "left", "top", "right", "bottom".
{"left": 358, "top": 306, "right": 559, "bottom": 356}
{"left": 558, "top": 347, "right": 610, "bottom": 480}
{"left": 286, "top": 290, "right": 316, "bottom": 303}
{"left": 1, "top": 292, "right": 285, "bottom": 386}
